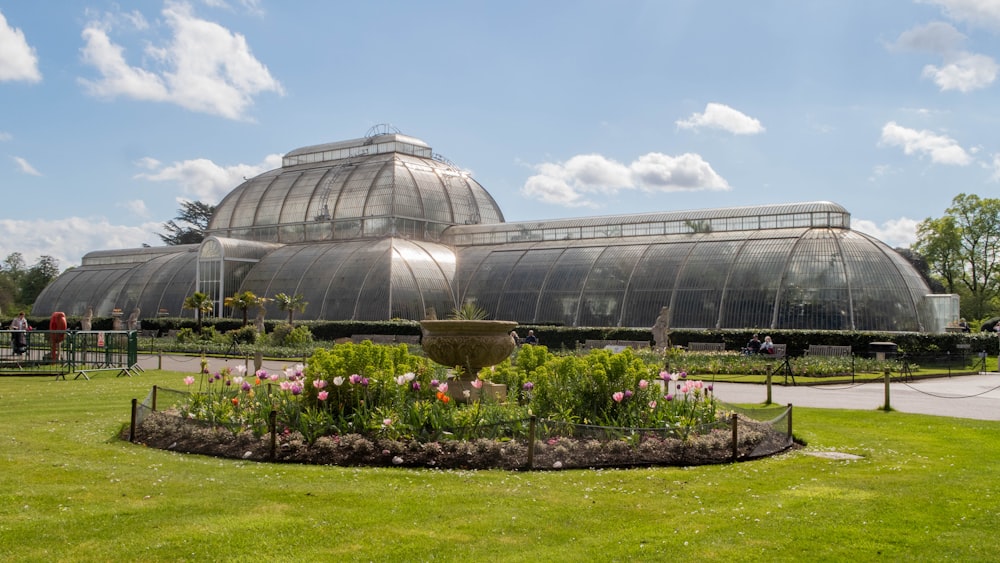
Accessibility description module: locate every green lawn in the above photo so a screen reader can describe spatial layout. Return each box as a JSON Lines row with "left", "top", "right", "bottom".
{"left": 2, "top": 370, "right": 998, "bottom": 561}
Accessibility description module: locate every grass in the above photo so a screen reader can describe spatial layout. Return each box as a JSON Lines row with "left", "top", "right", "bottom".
{"left": 2, "top": 370, "right": 1000, "bottom": 561}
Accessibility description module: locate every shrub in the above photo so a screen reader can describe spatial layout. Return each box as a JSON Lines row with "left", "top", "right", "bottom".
{"left": 270, "top": 323, "right": 313, "bottom": 347}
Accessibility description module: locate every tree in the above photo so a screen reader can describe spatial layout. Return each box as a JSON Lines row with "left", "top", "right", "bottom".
{"left": 894, "top": 247, "right": 946, "bottom": 294}
{"left": 914, "top": 193, "right": 1000, "bottom": 320}
{"left": 20, "top": 255, "right": 60, "bottom": 305}
{"left": 182, "top": 291, "right": 214, "bottom": 331}
{"left": 159, "top": 200, "right": 216, "bottom": 245}
{"left": 274, "top": 293, "right": 308, "bottom": 325}
{"left": 224, "top": 290, "right": 263, "bottom": 326}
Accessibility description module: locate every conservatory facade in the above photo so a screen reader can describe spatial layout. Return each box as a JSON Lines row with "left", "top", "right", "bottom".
{"left": 33, "top": 127, "right": 941, "bottom": 332}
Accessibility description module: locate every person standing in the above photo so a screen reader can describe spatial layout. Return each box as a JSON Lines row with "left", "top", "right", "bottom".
{"left": 10, "top": 311, "right": 29, "bottom": 331}
{"left": 10, "top": 312, "right": 29, "bottom": 356}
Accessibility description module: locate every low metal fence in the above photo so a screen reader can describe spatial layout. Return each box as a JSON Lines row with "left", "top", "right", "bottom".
{"left": 0, "top": 330, "right": 140, "bottom": 379}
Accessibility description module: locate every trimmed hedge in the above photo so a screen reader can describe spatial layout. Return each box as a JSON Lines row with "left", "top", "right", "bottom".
{"left": 25, "top": 314, "right": 997, "bottom": 357}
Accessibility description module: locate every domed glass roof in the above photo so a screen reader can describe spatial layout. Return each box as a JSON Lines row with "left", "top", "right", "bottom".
{"left": 207, "top": 128, "right": 504, "bottom": 244}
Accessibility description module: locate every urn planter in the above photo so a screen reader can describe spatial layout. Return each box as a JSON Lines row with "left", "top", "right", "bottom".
{"left": 419, "top": 319, "right": 517, "bottom": 381}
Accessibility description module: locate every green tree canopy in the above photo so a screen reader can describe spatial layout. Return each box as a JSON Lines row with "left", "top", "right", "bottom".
{"left": 914, "top": 193, "right": 1000, "bottom": 320}
{"left": 224, "top": 290, "right": 265, "bottom": 326}
{"left": 274, "top": 293, "right": 308, "bottom": 325}
{"left": 182, "top": 291, "right": 214, "bottom": 331}
{"left": 159, "top": 200, "right": 216, "bottom": 246}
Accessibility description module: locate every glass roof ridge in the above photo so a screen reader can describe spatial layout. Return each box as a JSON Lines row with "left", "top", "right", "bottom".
{"left": 442, "top": 201, "right": 851, "bottom": 246}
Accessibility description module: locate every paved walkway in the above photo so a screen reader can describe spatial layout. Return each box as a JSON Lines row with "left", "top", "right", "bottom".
{"left": 138, "top": 354, "right": 1000, "bottom": 421}
{"left": 710, "top": 373, "right": 1000, "bottom": 421}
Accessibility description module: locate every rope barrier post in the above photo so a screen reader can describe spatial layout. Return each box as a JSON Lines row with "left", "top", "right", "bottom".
{"left": 158, "top": 351, "right": 162, "bottom": 370}
{"left": 787, "top": 403, "right": 793, "bottom": 439}
{"left": 882, "top": 370, "right": 891, "bottom": 411}
{"left": 527, "top": 415, "right": 537, "bottom": 470}
{"left": 765, "top": 373, "right": 773, "bottom": 405}
{"left": 129, "top": 398, "right": 137, "bottom": 443}
{"left": 152, "top": 385, "right": 158, "bottom": 412}
{"left": 269, "top": 409, "right": 278, "bottom": 461}
{"left": 731, "top": 413, "right": 738, "bottom": 462}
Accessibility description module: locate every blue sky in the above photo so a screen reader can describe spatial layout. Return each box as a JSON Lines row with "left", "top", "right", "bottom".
{"left": 2, "top": 0, "right": 1000, "bottom": 269}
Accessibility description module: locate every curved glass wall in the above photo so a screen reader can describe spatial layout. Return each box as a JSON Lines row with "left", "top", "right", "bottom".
{"left": 32, "top": 247, "right": 198, "bottom": 318}
{"left": 239, "top": 238, "right": 456, "bottom": 322}
{"left": 454, "top": 226, "right": 929, "bottom": 331}
{"left": 208, "top": 133, "right": 504, "bottom": 244}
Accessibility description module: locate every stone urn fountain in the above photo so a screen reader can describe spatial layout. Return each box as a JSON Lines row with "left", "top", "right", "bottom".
{"left": 419, "top": 319, "right": 517, "bottom": 402}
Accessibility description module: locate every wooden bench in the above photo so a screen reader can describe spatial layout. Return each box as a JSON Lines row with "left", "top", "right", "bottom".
{"left": 687, "top": 342, "right": 726, "bottom": 352}
{"left": 351, "top": 334, "right": 421, "bottom": 345}
{"left": 583, "top": 339, "right": 650, "bottom": 350}
{"left": 806, "top": 345, "right": 852, "bottom": 357}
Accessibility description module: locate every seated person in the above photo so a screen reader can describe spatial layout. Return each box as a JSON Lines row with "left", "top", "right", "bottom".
{"left": 745, "top": 334, "right": 761, "bottom": 355}
{"left": 524, "top": 330, "right": 538, "bottom": 345}
{"left": 760, "top": 335, "right": 775, "bottom": 354}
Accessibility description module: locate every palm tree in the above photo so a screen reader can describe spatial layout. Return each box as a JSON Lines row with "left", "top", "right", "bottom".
{"left": 182, "top": 291, "right": 214, "bottom": 331}
{"left": 224, "top": 290, "right": 262, "bottom": 326}
{"left": 274, "top": 292, "right": 308, "bottom": 325}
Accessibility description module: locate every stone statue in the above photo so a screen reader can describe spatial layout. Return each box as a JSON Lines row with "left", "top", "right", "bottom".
{"left": 651, "top": 306, "right": 670, "bottom": 349}
{"left": 254, "top": 307, "right": 266, "bottom": 334}
{"left": 127, "top": 307, "right": 141, "bottom": 331}
{"left": 424, "top": 307, "right": 438, "bottom": 320}
{"left": 81, "top": 306, "right": 93, "bottom": 331}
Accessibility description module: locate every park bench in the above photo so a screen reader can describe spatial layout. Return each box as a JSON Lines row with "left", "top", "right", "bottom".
{"left": 583, "top": 339, "right": 650, "bottom": 350}
{"left": 351, "top": 334, "right": 421, "bottom": 345}
{"left": 805, "top": 345, "right": 852, "bottom": 357}
{"left": 687, "top": 342, "right": 726, "bottom": 352}
{"left": 758, "top": 343, "right": 787, "bottom": 359}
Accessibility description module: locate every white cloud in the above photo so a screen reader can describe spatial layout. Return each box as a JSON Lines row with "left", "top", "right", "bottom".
{"left": 892, "top": 20, "right": 998, "bottom": 92}
{"left": 852, "top": 217, "right": 920, "bottom": 249}
{"left": 0, "top": 131, "right": 12, "bottom": 142}
{"left": 120, "top": 199, "right": 150, "bottom": 218}
{"left": 879, "top": 121, "right": 972, "bottom": 165}
{"left": 135, "top": 153, "right": 282, "bottom": 204}
{"left": 891, "top": 21, "right": 966, "bottom": 53}
{"left": 522, "top": 151, "right": 730, "bottom": 207}
{"left": 12, "top": 156, "right": 41, "bottom": 176}
{"left": 0, "top": 10, "right": 41, "bottom": 82}
{"left": 676, "top": 103, "right": 765, "bottom": 135}
{"left": 921, "top": 0, "right": 1000, "bottom": 31}
{"left": 990, "top": 153, "right": 1000, "bottom": 182}
{"left": 0, "top": 217, "right": 161, "bottom": 269}
{"left": 78, "top": 1, "right": 283, "bottom": 120}
{"left": 922, "top": 51, "right": 999, "bottom": 92}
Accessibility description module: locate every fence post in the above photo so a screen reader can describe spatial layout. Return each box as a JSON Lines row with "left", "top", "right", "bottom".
{"left": 527, "top": 415, "right": 537, "bottom": 470}
{"left": 129, "top": 398, "right": 137, "bottom": 442}
{"left": 152, "top": 385, "right": 158, "bottom": 412}
{"left": 731, "top": 413, "right": 738, "bottom": 462}
{"left": 882, "top": 370, "right": 891, "bottom": 411}
{"left": 158, "top": 351, "right": 162, "bottom": 370}
{"left": 765, "top": 373, "right": 772, "bottom": 405}
{"left": 269, "top": 409, "right": 278, "bottom": 461}
{"left": 787, "top": 403, "right": 793, "bottom": 438}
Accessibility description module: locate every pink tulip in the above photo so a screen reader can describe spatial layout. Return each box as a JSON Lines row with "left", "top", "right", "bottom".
{"left": 317, "top": 391, "right": 329, "bottom": 401}
{"left": 612, "top": 391, "right": 625, "bottom": 403}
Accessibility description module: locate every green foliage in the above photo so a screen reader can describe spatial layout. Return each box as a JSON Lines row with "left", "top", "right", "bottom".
{"left": 270, "top": 323, "right": 313, "bottom": 347}
{"left": 228, "top": 325, "right": 258, "bottom": 345}
{"left": 0, "top": 252, "right": 60, "bottom": 313}
{"left": 158, "top": 200, "right": 215, "bottom": 245}
{"left": 915, "top": 193, "right": 1000, "bottom": 320}
{"left": 5, "top": 371, "right": 1000, "bottom": 560}
{"left": 448, "top": 301, "right": 489, "bottom": 320}
{"left": 273, "top": 292, "right": 308, "bottom": 325}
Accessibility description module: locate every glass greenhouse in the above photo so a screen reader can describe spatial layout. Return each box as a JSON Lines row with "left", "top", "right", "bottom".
{"left": 33, "top": 127, "right": 943, "bottom": 332}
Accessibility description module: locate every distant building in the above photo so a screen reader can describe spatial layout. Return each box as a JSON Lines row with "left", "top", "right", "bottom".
{"left": 34, "top": 127, "right": 942, "bottom": 331}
